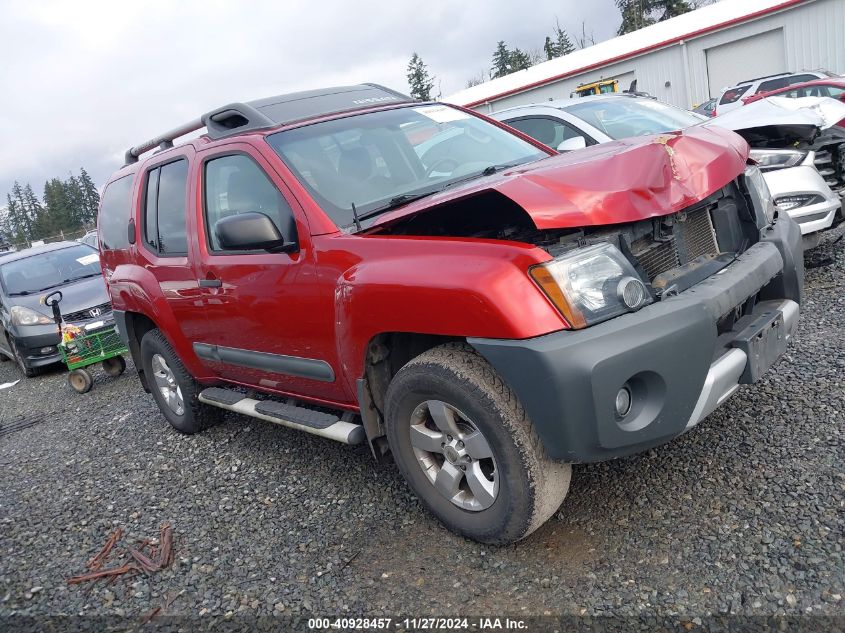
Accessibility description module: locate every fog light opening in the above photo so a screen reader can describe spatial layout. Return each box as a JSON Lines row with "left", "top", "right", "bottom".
{"left": 615, "top": 386, "right": 632, "bottom": 418}
{"left": 40, "top": 347, "right": 55, "bottom": 355}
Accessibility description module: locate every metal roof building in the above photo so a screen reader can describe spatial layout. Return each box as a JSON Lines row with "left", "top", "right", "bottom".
{"left": 444, "top": 0, "right": 845, "bottom": 113}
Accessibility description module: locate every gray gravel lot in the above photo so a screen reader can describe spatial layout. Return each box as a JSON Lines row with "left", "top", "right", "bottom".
{"left": 0, "top": 227, "right": 843, "bottom": 623}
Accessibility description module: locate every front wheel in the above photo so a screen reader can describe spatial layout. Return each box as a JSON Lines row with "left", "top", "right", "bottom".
{"left": 385, "top": 343, "right": 571, "bottom": 545}
{"left": 10, "top": 338, "right": 36, "bottom": 378}
{"left": 139, "top": 329, "right": 222, "bottom": 434}
{"left": 68, "top": 368, "right": 93, "bottom": 393}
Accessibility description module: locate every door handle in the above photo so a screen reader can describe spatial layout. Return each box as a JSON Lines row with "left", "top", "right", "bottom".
{"left": 198, "top": 278, "right": 222, "bottom": 288}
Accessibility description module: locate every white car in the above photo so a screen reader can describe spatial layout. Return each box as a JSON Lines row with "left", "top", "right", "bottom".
{"left": 715, "top": 71, "right": 837, "bottom": 116}
{"left": 491, "top": 95, "right": 841, "bottom": 248}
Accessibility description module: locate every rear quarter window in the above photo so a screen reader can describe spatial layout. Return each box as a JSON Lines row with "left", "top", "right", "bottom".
{"left": 98, "top": 175, "right": 134, "bottom": 251}
{"left": 719, "top": 85, "right": 750, "bottom": 105}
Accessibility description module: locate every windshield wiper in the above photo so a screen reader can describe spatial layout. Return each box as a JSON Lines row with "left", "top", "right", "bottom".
{"left": 62, "top": 273, "right": 101, "bottom": 284}
{"left": 479, "top": 160, "right": 525, "bottom": 177}
{"left": 355, "top": 191, "right": 440, "bottom": 223}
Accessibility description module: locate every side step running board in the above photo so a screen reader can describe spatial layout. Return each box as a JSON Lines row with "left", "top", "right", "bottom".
{"left": 199, "top": 387, "right": 365, "bottom": 445}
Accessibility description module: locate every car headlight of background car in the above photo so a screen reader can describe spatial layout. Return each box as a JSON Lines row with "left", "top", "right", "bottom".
{"left": 529, "top": 242, "right": 652, "bottom": 329}
{"left": 744, "top": 165, "right": 777, "bottom": 224}
{"left": 10, "top": 305, "right": 54, "bottom": 326}
{"left": 749, "top": 148, "right": 808, "bottom": 172}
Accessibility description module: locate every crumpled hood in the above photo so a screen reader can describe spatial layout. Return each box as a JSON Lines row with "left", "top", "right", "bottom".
{"left": 708, "top": 96, "right": 845, "bottom": 133}
{"left": 373, "top": 125, "right": 749, "bottom": 230}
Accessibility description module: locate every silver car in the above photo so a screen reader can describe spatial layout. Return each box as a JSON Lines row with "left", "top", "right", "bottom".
{"left": 491, "top": 95, "right": 841, "bottom": 248}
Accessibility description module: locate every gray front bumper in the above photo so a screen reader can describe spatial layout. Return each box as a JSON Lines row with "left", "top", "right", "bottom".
{"left": 469, "top": 215, "right": 804, "bottom": 463}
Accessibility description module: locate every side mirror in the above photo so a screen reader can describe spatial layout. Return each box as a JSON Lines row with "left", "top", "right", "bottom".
{"left": 215, "top": 212, "right": 297, "bottom": 253}
{"left": 557, "top": 136, "right": 587, "bottom": 152}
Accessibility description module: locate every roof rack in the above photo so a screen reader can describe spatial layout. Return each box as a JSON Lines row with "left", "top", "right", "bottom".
{"left": 124, "top": 83, "right": 414, "bottom": 165}
{"left": 736, "top": 71, "right": 794, "bottom": 86}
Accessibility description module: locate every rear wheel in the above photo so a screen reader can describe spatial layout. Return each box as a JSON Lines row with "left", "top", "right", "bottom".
{"left": 140, "top": 329, "right": 222, "bottom": 434}
{"left": 68, "top": 368, "right": 93, "bottom": 393}
{"left": 102, "top": 355, "right": 126, "bottom": 377}
{"left": 385, "top": 343, "right": 572, "bottom": 544}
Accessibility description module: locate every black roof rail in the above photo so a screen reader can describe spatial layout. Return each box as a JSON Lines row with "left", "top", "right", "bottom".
{"left": 124, "top": 84, "right": 414, "bottom": 166}
{"left": 735, "top": 71, "right": 794, "bottom": 86}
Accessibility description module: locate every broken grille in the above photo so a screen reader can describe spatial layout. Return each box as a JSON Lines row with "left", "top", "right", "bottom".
{"left": 630, "top": 206, "right": 720, "bottom": 281}
{"left": 814, "top": 142, "right": 845, "bottom": 195}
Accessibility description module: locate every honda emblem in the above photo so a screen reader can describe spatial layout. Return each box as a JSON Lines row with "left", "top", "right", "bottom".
{"left": 89, "top": 307, "right": 102, "bottom": 318}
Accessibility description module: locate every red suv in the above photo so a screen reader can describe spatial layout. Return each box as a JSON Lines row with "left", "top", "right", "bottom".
{"left": 99, "top": 84, "right": 804, "bottom": 544}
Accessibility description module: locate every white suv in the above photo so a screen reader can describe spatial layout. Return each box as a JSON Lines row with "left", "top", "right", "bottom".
{"left": 716, "top": 71, "right": 835, "bottom": 115}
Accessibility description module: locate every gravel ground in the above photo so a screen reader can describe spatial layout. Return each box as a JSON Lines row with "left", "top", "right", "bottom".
{"left": 0, "top": 227, "right": 843, "bottom": 625}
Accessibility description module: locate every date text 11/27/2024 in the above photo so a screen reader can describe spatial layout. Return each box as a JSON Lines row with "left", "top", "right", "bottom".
{"left": 308, "top": 617, "right": 528, "bottom": 630}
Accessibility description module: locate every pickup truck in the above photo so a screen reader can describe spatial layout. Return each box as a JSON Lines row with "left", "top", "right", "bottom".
{"left": 99, "top": 84, "right": 804, "bottom": 544}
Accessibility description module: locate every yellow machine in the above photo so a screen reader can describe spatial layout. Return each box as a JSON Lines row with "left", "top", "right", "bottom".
{"left": 572, "top": 79, "right": 619, "bottom": 98}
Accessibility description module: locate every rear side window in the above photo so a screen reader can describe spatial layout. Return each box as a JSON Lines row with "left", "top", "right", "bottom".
{"left": 98, "top": 175, "right": 134, "bottom": 251}
{"left": 203, "top": 154, "right": 297, "bottom": 252}
{"left": 142, "top": 159, "right": 189, "bottom": 256}
{"left": 757, "top": 77, "right": 791, "bottom": 93}
{"left": 506, "top": 117, "right": 589, "bottom": 149}
{"left": 719, "top": 85, "right": 750, "bottom": 104}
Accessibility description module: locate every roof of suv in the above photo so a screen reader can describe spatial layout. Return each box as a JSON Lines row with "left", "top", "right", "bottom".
{"left": 124, "top": 84, "right": 414, "bottom": 165}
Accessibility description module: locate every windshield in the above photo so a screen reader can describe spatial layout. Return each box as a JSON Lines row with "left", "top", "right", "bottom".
{"left": 564, "top": 98, "right": 705, "bottom": 140}
{"left": 267, "top": 104, "right": 547, "bottom": 228}
{"left": 0, "top": 245, "right": 101, "bottom": 296}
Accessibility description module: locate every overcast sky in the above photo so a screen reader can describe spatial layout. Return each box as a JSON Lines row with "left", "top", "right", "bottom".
{"left": 0, "top": 0, "right": 621, "bottom": 198}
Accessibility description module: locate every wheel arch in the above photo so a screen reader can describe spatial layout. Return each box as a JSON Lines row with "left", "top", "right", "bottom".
{"left": 357, "top": 331, "right": 463, "bottom": 459}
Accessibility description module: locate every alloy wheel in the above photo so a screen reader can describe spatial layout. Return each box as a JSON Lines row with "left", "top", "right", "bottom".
{"left": 409, "top": 399, "right": 499, "bottom": 511}
{"left": 151, "top": 353, "right": 185, "bottom": 416}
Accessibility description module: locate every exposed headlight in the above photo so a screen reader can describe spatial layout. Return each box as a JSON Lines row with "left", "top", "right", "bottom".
{"left": 744, "top": 165, "right": 777, "bottom": 224}
{"left": 10, "top": 305, "right": 54, "bottom": 326}
{"left": 529, "top": 243, "right": 652, "bottom": 329}
{"left": 749, "top": 148, "right": 808, "bottom": 172}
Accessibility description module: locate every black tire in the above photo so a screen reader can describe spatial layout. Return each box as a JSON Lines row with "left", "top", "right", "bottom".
{"left": 9, "top": 338, "right": 36, "bottom": 378}
{"left": 102, "top": 355, "right": 126, "bottom": 377}
{"left": 385, "top": 342, "right": 572, "bottom": 545}
{"left": 68, "top": 368, "right": 94, "bottom": 393}
{"left": 140, "top": 329, "right": 222, "bottom": 434}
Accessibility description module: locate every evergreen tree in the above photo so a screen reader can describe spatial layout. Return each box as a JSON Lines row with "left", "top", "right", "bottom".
{"left": 406, "top": 53, "right": 435, "bottom": 101}
{"left": 491, "top": 41, "right": 512, "bottom": 79}
{"left": 554, "top": 22, "right": 576, "bottom": 56}
{"left": 10, "top": 182, "right": 34, "bottom": 240}
{"left": 65, "top": 175, "right": 86, "bottom": 227}
{"left": 545, "top": 19, "right": 576, "bottom": 59}
{"left": 616, "top": 0, "right": 695, "bottom": 35}
{"left": 509, "top": 48, "right": 532, "bottom": 72}
{"left": 78, "top": 167, "right": 100, "bottom": 222}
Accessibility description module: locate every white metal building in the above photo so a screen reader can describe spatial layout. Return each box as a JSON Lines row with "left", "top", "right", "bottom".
{"left": 444, "top": 0, "right": 845, "bottom": 113}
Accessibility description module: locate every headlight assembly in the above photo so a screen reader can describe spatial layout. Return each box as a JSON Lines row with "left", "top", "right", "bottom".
{"left": 10, "top": 305, "right": 54, "bottom": 326}
{"left": 749, "top": 148, "right": 808, "bottom": 172}
{"left": 744, "top": 165, "right": 777, "bottom": 224}
{"left": 529, "top": 242, "right": 652, "bottom": 329}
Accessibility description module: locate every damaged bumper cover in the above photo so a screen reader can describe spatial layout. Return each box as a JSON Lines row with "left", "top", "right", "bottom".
{"left": 469, "top": 214, "right": 803, "bottom": 463}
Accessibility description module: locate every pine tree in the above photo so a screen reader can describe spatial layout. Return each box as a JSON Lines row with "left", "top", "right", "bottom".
{"left": 509, "top": 48, "right": 532, "bottom": 72}
{"left": 555, "top": 22, "right": 575, "bottom": 56}
{"left": 78, "top": 167, "right": 100, "bottom": 223}
{"left": 491, "top": 41, "right": 512, "bottom": 79}
{"left": 65, "top": 175, "right": 85, "bottom": 228}
{"left": 545, "top": 19, "right": 576, "bottom": 60}
{"left": 616, "top": 0, "right": 695, "bottom": 35}
{"left": 10, "top": 182, "right": 34, "bottom": 240}
{"left": 406, "top": 53, "right": 435, "bottom": 101}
